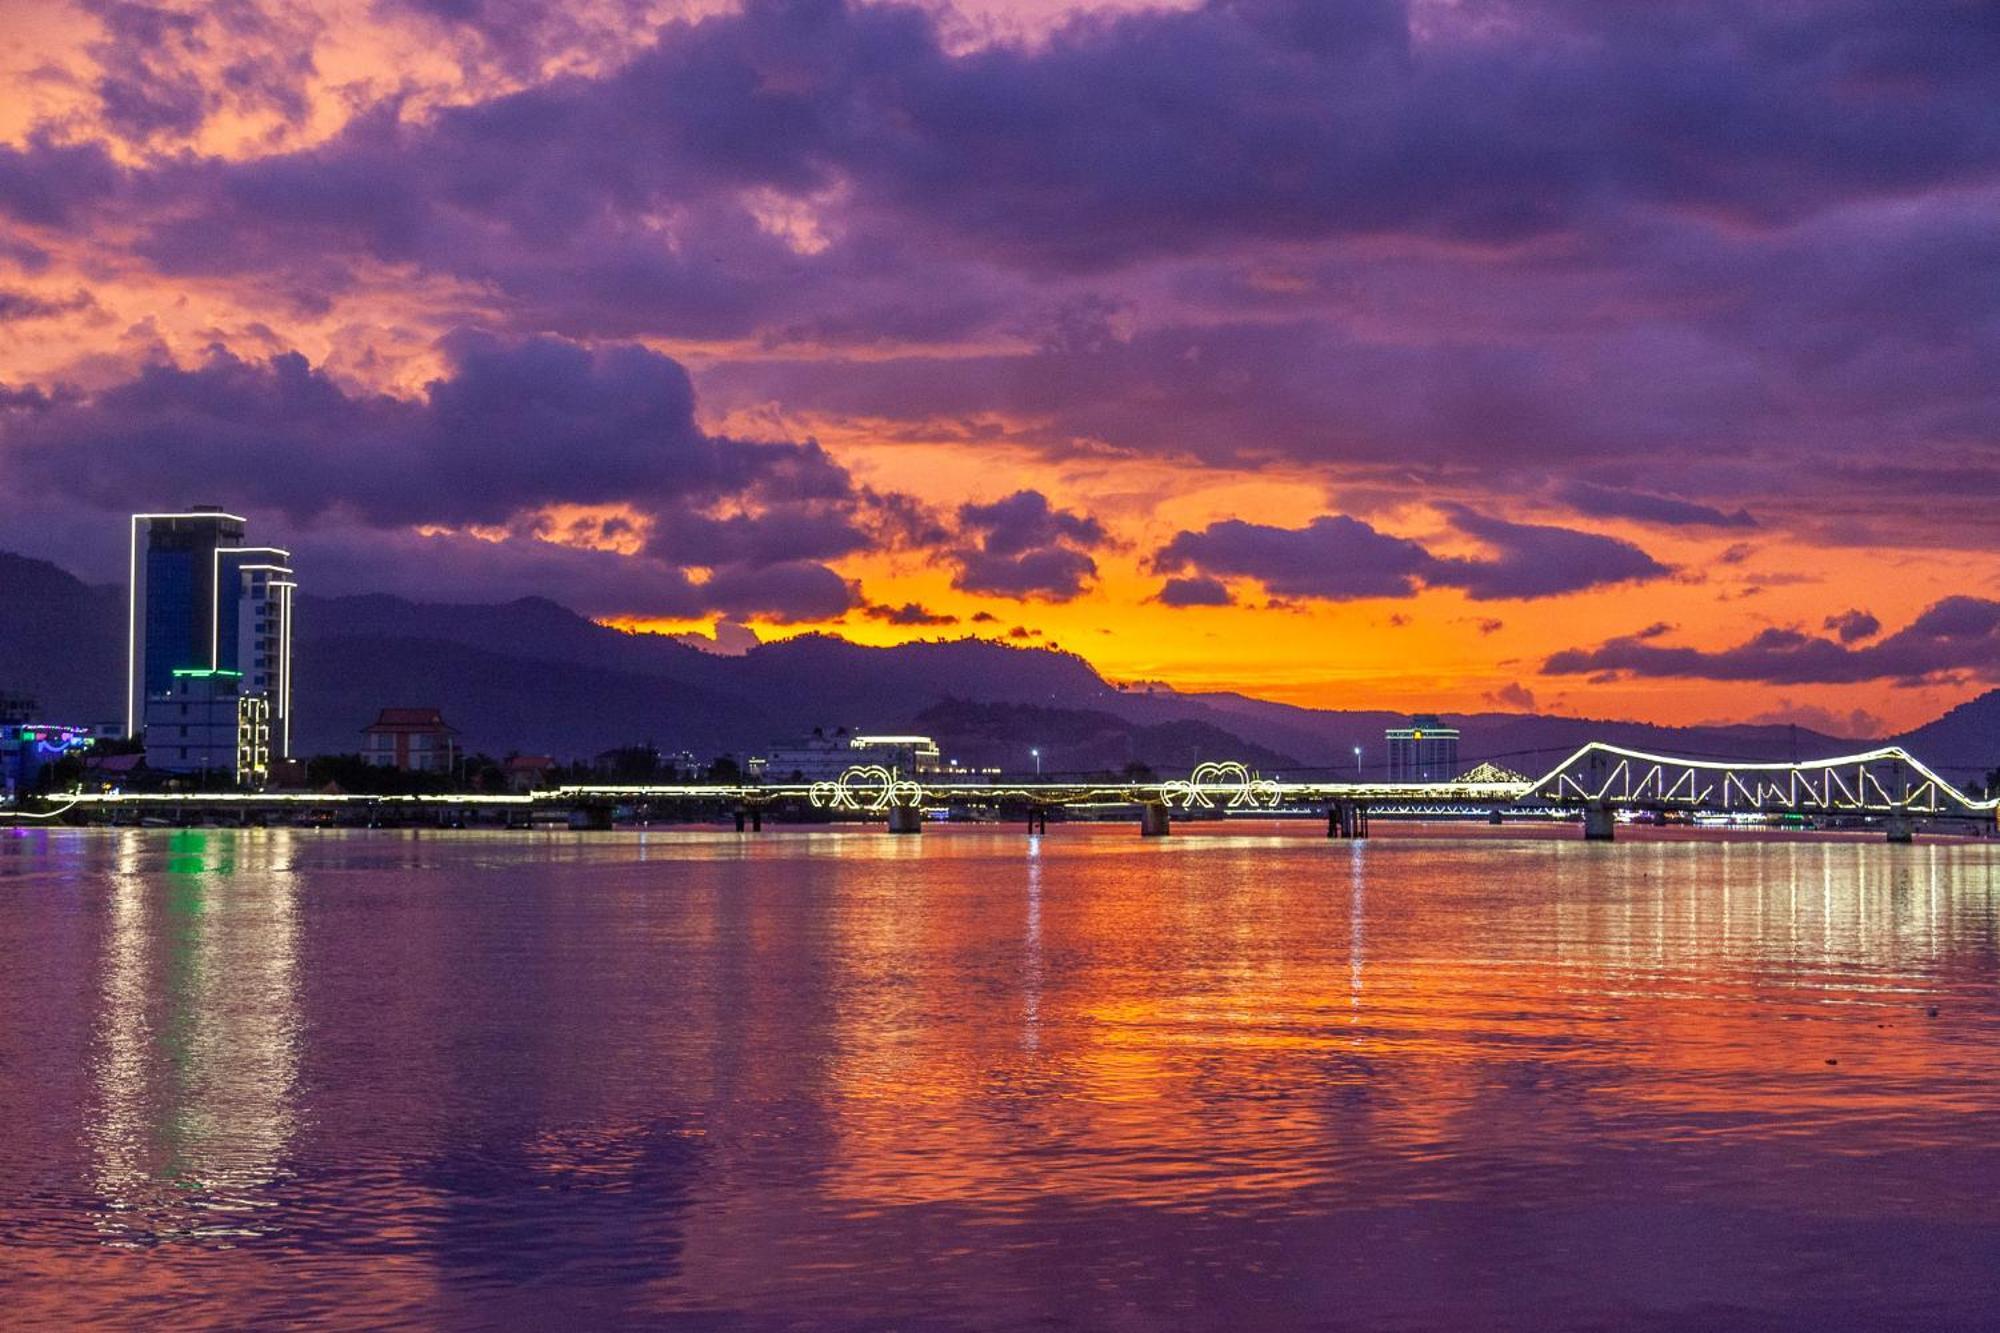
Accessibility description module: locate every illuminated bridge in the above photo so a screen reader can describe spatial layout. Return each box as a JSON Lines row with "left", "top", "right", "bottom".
{"left": 26, "top": 743, "right": 1998, "bottom": 842}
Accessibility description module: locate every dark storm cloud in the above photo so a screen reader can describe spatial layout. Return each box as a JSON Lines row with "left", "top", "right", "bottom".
{"left": 84, "top": 0, "right": 211, "bottom": 140}
{"left": 8, "top": 0, "right": 2000, "bottom": 558}
{"left": 1154, "top": 508, "right": 1668, "bottom": 602}
{"left": 1156, "top": 515, "right": 1433, "bottom": 600}
{"left": 1823, "top": 609, "right": 1882, "bottom": 644}
{"left": 1154, "top": 575, "right": 1234, "bottom": 608}
{"left": 958, "top": 490, "right": 1106, "bottom": 556}
{"left": 0, "top": 137, "right": 123, "bottom": 228}
{"left": 294, "top": 525, "right": 710, "bottom": 617}
{"left": 83, "top": 0, "right": 318, "bottom": 143}
{"left": 950, "top": 490, "right": 1106, "bottom": 600}
{"left": 954, "top": 546, "right": 1100, "bottom": 602}
{"left": 302, "top": 523, "right": 858, "bottom": 620}
{"left": 0, "top": 332, "right": 849, "bottom": 527}
{"left": 1544, "top": 597, "right": 2000, "bottom": 685}
{"left": 1427, "top": 506, "right": 1670, "bottom": 600}
{"left": 28, "top": 0, "right": 1998, "bottom": 325}
{"left": 704, "top": 312, "right": 1773, "bottom": 474}
{"left": 0, "top": 288, "right": 96, "bottom": 322}
{"left": 373, "top": 0, "right": 658, "bottom": 78}
{"left": 0, "top": 333, "right": 875, "bottom": 620}
{"left": 1556, "top": 482, "right": 1756, "bottom": 530}
{"left": 699, "top": 560, "right": 858, "bottom": 622}
{"left": 862, "top": 600, "right": 958, "bottom": 626}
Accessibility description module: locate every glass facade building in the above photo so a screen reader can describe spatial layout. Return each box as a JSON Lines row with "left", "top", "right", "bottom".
{"left": 127, "top": 510, "right": 296, "bottom": 769}
{"left": 1385, "top": 714, "right": 1461, "bottom": 783}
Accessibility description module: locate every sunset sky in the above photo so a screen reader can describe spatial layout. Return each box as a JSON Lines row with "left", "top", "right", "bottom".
{"left": 2, "top": 0, "right": 1997, "bottom": 732}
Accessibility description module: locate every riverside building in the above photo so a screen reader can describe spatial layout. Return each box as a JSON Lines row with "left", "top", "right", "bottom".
{"left": 127, "top": 509, "right": 296, "bottom": 779}
{"left": 1385, "top": 714, "right": 1461, "bottom": 783}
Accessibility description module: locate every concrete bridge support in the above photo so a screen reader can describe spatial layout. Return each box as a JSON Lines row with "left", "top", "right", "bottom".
{"left": 1026, "top": 807, "right": 1049, "bottom": 835}
{"left": 887, "top": 804, "right": 924, "bottom": 834}
{"left": 732, "top": 805, "right": 763, "bottom": 832}
{"left": 1583, "top": 802, "right": 1616, "bottom": 841}
{"left": 1884, "top": 811, "right": 1914, "bottom": 844}
{"left": 1326, "top": 802, "right": 1369, "bottom": 838}
{"left": 1139, "top": 803, "right": 1172, "bottom": 837}
{"left": 569, "top": 804, "right": 614, "bottom": 831}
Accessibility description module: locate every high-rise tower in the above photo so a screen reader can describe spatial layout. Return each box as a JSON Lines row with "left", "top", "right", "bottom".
{"left": 127, "top": 510, "right": 297, "bottom": 763}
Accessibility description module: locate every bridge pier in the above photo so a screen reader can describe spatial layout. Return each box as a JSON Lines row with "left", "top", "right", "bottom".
{"left": 731, "top": 805, "right": 763, "bottom": 833}
{"left": 887, "top": 804, "right": 923, "bottom": 834}
{"left": 1139, "top": 803, "right": 1171, "bottom": 837}
{"left": 1583, "top": 802, "right": 1616, "bottom": 841}
{"left": 1026, "top": 807, "right": 1048, "bottom": 835}
{"left": 569, "top": 804, "right": 614, "bottom": 831}
{"left": 1884, "top": 811, "right": 1914, "bottom": 844}
{"left": 1326, "top": 802, "right": 1369, "bottom": 838}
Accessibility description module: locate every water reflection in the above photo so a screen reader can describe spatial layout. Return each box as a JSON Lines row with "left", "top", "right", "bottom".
{"left": 1024, "top": 840, "right": 1042, "bottom": 1052}
{"left": 88, "top": 830, "right": 301, "bottom": 1244}
{"left": 0, "top": 825, "right": 1990, "bottom": 1327}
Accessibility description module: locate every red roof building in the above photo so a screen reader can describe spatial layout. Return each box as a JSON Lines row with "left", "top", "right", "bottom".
{"left": 362, "top": 708, "right": 461, "bottom": 774}
{"left": 504, "top": 754, "right": 558, "bottom": 792}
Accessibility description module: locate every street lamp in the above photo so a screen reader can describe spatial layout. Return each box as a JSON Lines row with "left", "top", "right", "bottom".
{"left": 1031, "top": 747, "right": 1041, "bottom": 777}
{"left": 1353, "top": 746, "right": 1362, "bottom": 778}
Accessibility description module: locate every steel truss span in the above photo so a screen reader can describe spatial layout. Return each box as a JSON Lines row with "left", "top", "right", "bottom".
{"left": 34, "top": 743, "right": 1999, "bottom": 822}
{"left": 1523, "top": 743, "right": 1998, "bottom": 817}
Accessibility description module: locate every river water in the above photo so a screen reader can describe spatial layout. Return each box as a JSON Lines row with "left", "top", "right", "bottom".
{"left": 0, "top": 823, "right": 1996, "bottom": 1329}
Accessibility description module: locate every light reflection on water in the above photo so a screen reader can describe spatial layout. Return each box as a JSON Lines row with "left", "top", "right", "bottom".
{"left": 89, "top": 830, "right": 301, "bottom": 1248}
{"left": 0, "top": 823, "right": 1995, "bottom": 1328}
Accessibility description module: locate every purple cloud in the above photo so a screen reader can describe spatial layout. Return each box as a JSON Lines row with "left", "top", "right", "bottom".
{"left": 2, "top": 333, "right": 851, "bottom": 526}
{"left": 863, "top": 601, "right": 957, "bottom": 626}
{"left": 0, "top": 288, "right": 96, "bottom": 323}
{"left": 1545, "top": 597, "right": 2000, "bottom": 685}
{"left": 1155, "top": 575, "right": 1234, "bottom": 608}
{"left": 2, "top": 0, "right": 1997, "bottom": 640}
{"left": 1156, "top": 514, "right": 1432, "bottom": 600}
{"left": 0, "top": 136, "right": 122, "bottom": 228}
{"left": 0, "top": 332, "right": 880, "bottom": 620}
{"left": 83, "top": 0, "right": 317, "bottom": 143}
{"left": 1154, "top": 507, "right": 1667, "bottom": 603}
{"left": 958, "top": 490, "right": 1106, "bottom": 556}
{"left": 950, "top": 490, "right": 1106, "bottom": 600}
{"left": 1427, "top": 506, "right": 1670, "bottom": 601}
{"left": 1556, "top": 482, "right": 1756, "bottom": 530}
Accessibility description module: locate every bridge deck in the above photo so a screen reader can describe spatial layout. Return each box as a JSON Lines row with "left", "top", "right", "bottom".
{"left": 23, "top": 743, "right": 1996, "bottom": 819}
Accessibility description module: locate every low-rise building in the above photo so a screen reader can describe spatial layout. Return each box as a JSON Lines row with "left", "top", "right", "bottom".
{"left": 850, "top": 734, "right": 944, "bottom": 775}
{"left": 143, "top": 669, "right": 269, "bottom": 785}
{"left": 760, "top": 728, "right": 945, "bottom": 782}
{"left": 362, "top": 708, "right": 461, "bottom": 773}
{"left": 81, "top": 751, "right": 143, "bottom": 791}
{"left": 761, "top": 728, "right": 854, "bottom": 782}
{"left": 1, "top": 719, "right": 93, "bottom": 801}
{"left": 505, "top": 754, "right": 558, "bottom": 792}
